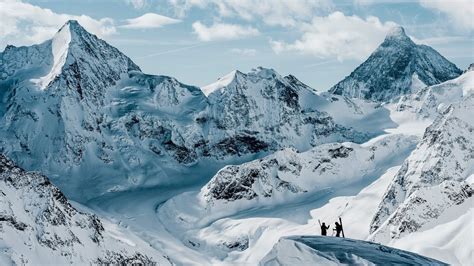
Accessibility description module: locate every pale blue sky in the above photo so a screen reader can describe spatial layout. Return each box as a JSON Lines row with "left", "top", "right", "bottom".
{"left": 2, "top": 0, "right": 473, "bottom": 90}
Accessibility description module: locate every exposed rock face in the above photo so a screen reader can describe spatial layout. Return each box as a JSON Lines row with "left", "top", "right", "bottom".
{"left": 329, "top": 26, "right": 462, "bottom": 102}
{"left": 201, "top": 134, "right": 417, "bottom": 207}
{"left": 370, "top": 96, "right": 474, "bottom": 242}
{"left": 204, "top": 67, "right": 368, "bottom": 156}
{"left": 0, "top": 154, "right": 169, "bottom": 265}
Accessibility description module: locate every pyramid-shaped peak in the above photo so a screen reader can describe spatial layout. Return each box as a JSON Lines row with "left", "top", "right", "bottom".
{"left": 55, "top": 20, "right": 91, "bottom": 39}
{"left": 65, "top": 20, "right": 84, "bottom": 31}
{"left": 384, "top": 26, "right": 412, "bottom": 43}
{"left": 387, "top": 26, "right": 406, "bottom": 37}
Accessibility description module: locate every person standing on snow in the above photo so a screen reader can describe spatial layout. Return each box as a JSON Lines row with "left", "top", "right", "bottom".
{"left": 320, "top": 222, "right": 330, "bottom": 236}
{"left": 334, "top": 222, "right": 343, "bottom": 237}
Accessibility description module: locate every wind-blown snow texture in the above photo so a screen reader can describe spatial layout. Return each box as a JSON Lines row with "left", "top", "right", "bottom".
{"left": 329, "top": 26, "right": 461, "bottom": 102}
{"left": 0, "top": 154, "right": 171, "bottom": 265}
{"left": 261, "top": 236, "right": 447, "bottom": 265}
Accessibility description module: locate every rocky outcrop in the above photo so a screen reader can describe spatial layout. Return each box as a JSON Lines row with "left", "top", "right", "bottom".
{"left": 201, "top": 134, "right": 417, "bottom": 207}
{"left": 0, "top": 154, "right": 170, "bottom": 265}
{"left": 370, "top": 96, "right": 474, "bottom": 242}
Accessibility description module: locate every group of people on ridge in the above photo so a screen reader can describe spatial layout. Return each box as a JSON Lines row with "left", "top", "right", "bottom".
{"left": 320, "top": 221, "right": 344, "bottom": 237}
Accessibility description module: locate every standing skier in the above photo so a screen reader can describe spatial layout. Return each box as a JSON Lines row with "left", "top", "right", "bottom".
{"left": 320, "top": 222, "right": 330, "bottom": 236}
{"left": 334, "top": 222, "right": 343, "bottom": 237}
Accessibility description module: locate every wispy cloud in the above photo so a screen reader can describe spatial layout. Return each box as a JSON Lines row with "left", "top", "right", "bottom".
{"left": 230, "top": 48, "right": 257, "bottom": 56}
{"left": 120, "top": 13, "right": 181, "bottom": 29}
{"left": 192, "top": 21, "right": 259, "bottom": 41}
{"left": 303, "top": 59, "right": 339, "bottom": 69}
{"left": 135, "top": 43, "right": 208, "bottom": 59}
{"left": 169, "top": 0, "right": 333, "bottom": 27}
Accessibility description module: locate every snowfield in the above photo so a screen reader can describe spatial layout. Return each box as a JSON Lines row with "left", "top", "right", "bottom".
{"left": 261, "top": 236, "right": 447, "bottom": 265}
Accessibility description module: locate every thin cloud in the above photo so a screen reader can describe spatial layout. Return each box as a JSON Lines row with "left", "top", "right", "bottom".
{"left": 135, "top": 43, "right": 209, "bottom": 59}
{"left": 169, "top": 0, "right": 333, "bottom": 27}
{"left": 120, "top": 13, "right": 181, "bottom": 29}
{"left": 303, "top": 59, "right": 339, "bottom": 69}
{"left": 230, "top": 48, "right": 257, "bottom": 56}
{"left": 192, "top": 21, "right": 259, "bottom": 41}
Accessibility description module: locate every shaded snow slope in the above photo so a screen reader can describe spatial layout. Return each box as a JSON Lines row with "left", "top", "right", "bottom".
{"left": 329, "top": 26, "right": 461, "bottom": 102}
{"left": 0, "top": 154, "right": 171, "bottom": 265}
{"left": 370, "top": 96, "right": 474, "bottom": 243}
{"left": 261, "top": 236, "right": 447, "bottom": 265}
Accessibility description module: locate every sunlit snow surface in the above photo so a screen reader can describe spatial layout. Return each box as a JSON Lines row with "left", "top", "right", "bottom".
{"left": 261, "top": 236, "right": 447, "bottom": 265}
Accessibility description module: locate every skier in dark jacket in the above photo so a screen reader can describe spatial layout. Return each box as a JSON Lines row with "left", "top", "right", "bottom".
{"left": 320, "top": 222, "right": 330, "bottom": 236}
{"left": 334, "top": 222, "right": 343, "bottom": 237}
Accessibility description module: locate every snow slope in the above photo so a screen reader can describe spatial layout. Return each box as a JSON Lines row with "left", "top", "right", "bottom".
{"left": 157, "top": 134, "right": 417, "bottom": 236}
{"left": 0, "top": 154, "right": 171, "bottom": 265}
{"left": 261, "top": 236, "right": 447, "bottom": 265}
{"left": 395, "top": 66, "right": 474, "bottom": 119}
{"left": 363, "top": 95, "right": 474, "bottom": 265}
{"left": 329, "top": 26, "right": 461, "bottom": 102}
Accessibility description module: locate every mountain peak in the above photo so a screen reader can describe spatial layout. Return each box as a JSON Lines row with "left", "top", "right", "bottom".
{"left": 201, "top": 70, "right": 241, "bottom": 96}
{"left": 65, "top": 20, "right": 86, "bottom": 33}
{"left": 386, "top": 26, "right": 406, "bottom": 38}
{"left": 249, "top": 66, "right": 279, "bottom": 79}
{"left": 383, "top": 26, "right": 413, "bottom": 44}
{"left": 55, "top": 20, "right": 91, "bottom": 42}
{"left": 329, "top": 25, "right": 461, "bottom": 102}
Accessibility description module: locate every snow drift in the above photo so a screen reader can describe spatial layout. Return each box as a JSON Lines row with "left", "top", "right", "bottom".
{"left": 261, "top": 236, "right": 447, "bottom": 265}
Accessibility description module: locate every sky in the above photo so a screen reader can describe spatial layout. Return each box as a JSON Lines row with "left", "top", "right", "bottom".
{"left": 1, "top": 0, "right": 473, "bottom": 90}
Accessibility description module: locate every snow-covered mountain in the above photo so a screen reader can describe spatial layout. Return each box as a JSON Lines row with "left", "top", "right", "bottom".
{"left": 203, "top": 67, "right": 369, "bottom": 154}
{"left": 0, "top": 21, "right": 374, "bottom": 199}
{"left": 370, "top": 95, "right": 474, "bottom": 243}
{"left": 0, "top": 154, "right": 171, "bottom": 265}
{"left": 395, "top": 63, "right": 473, "bottom": 118}
{"left": 261, "top": 236, "right": 447, "bottom": 265}
{"left": 1, "top": 19, "right": 471, "bottom": 266}
{"left": 329, "top": 26, "right": 462, "bottom": 102}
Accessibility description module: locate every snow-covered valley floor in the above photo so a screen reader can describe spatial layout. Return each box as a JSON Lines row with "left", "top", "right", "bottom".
{"left": 83, "top": 135, "right": 418, "bottom": 264}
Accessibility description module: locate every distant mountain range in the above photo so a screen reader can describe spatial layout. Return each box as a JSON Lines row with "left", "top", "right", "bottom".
{"left": 0, "top": 20, "right": 472, "bottom": 265}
